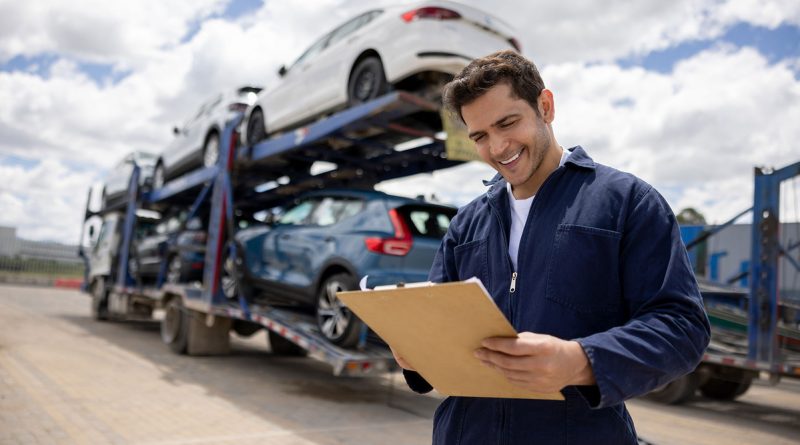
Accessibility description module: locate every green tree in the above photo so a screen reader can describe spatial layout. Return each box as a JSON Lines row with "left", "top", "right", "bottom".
{"left": 677, "top": 207, "right": 707, "bottom": 225}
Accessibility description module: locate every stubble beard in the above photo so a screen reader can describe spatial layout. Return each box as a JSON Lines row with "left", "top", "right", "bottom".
{"left": 511, "top": 119, "right": 551, "bottom": 188}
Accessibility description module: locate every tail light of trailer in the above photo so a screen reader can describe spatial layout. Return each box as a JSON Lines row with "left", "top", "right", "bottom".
{"left": 364, "top": 209, "right": 413, "bottom": 256}
{"left": 401, "top": 7, "right": 461, "bottom": 22}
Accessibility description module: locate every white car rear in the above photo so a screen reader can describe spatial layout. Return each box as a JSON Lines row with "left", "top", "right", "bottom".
{"left": 243, "top": 1, "right": 518, "bottom": 146}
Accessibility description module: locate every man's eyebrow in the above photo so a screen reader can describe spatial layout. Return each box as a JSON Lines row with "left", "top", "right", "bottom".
{"left": 467, "top": 114, "right": 521, "bottom": 140}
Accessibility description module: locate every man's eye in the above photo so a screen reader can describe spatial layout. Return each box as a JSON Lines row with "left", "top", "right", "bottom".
{"left": 472, "top": 134, "right": 485, "bottom": 142}
{"left": 500, "top": 120, "right": 516, "bottom": 128}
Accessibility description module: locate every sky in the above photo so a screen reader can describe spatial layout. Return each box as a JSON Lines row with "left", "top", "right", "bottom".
{"left": 0, "top": 0, "right": 799, "bottom": 244}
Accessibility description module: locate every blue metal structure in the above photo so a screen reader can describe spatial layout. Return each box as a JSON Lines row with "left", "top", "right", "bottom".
{"left": 749, "top": 161, "right": 800, "bottom": 363}
{"left": 80, "top": 90, "right": 464, "bottom": 375}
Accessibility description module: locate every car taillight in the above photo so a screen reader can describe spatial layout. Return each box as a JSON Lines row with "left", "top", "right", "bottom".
{"left": 401, "top": 7, "right": 461, "bottom": 22}
{"left": 509, "top": 38, "right": 521, "bottom": 52}
{"left": 364, "top": 209, "right": 413, "bottom": 256}
{"left": 228, "top": 102, "right": 248, "bottom": 112}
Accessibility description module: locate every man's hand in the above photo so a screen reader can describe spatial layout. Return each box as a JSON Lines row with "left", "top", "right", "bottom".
{"left": 389, "top": 345, "right": 415, "bottom": 371}
{"left": 474, "top": 332, "right": 595, "bottom": 393}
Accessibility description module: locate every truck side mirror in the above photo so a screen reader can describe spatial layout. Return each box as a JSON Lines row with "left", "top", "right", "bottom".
{"left": 278, "top": 65, "right": 287, "bottom": 77}
{"left": 173, "top": 126, "right": 180, "bottom": 136}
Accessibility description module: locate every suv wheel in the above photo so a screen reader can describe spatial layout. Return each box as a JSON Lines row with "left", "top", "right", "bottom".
{"left": 316, "top": 273, "right": 364, "bottom": 348}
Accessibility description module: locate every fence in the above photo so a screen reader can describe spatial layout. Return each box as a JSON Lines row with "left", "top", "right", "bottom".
{"left": 0, "top": 226, "right": 83, "bottom": 287}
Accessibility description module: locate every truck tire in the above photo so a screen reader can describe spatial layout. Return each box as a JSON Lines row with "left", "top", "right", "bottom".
{"left": 700, "top": 373, "right": 753, "bottom": 400}
{"left": 91, "top": 278, "right": 109, "bottom": 321}
{"left": 316, "top": 273, "right": 365, "bottom": 348}
{"left": 161, "top": 297, "right": 188, "bottom": 354}
{"left": 268, "top": 330, "right": 306, "bottom": 356}
{"left": 644, "top": 372, "right": 699, "bottom": 405}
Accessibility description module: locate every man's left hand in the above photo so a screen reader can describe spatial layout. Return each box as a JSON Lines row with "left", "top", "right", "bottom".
{"left": 474, "top": 332, "right": 596, "bottom": 393}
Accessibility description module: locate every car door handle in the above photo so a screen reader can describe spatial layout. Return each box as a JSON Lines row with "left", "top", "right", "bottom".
{"left": 280, "top": 234, "right": 291, "bottom": 240}
{"left": 324, "top": 236, "right": 334, "bottom": 242}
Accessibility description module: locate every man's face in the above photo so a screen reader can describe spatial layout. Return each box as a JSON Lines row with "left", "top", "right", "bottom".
{"left": 461, "top": 83, "right": 554, "bottom": 195}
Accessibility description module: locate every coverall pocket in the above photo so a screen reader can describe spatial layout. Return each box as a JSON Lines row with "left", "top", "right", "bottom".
{"left": 453, "top": 238, "right": 489, "bottom": 287}
{"left": 546, "top": 224, "right": 622, "bottom": 314}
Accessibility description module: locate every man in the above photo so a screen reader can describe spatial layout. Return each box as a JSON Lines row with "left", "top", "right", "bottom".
{"left": 392, "top": 50, "right": 710, "bottom": 444}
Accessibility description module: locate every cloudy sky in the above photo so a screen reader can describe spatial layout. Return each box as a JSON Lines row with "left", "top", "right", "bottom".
{"left": 1, "top": 0, "right": 799, "bottom": 244}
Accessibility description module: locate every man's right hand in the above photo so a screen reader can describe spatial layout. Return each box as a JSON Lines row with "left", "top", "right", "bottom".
{"left": 389, "top": 345, "right": 414, "bottom": 371}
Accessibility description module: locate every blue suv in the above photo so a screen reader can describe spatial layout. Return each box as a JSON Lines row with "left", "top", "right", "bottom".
{"left": 227, "top": 189, "right": 456, "bottom": 347}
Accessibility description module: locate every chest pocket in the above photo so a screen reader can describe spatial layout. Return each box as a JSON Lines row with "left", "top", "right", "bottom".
{"left": 546, "top": 224, "right": 622, "bottom": 313}
{"left": 453, "top": 238, "right": 490, "bottom": 288}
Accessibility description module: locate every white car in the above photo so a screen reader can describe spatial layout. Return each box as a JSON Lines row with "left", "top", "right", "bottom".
{"left": 101, "top": 150, "right": 157, "bottom": 208}
{"left": 153, "top": 86, "right": 262, "bottom": 189}
{"left": 242, "top": 1, "right": 518, "bottom": 146}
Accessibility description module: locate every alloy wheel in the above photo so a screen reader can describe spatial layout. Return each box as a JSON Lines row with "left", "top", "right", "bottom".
{"left": 317, "top": 279, "right": 352, "bottom": 341}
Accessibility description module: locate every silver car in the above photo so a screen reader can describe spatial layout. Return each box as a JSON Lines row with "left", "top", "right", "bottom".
{"left": 101, "top": 151, "right": 157, "bottom": 208}
{"left": 153, "top": 86, "right": 262, "bottom": 189}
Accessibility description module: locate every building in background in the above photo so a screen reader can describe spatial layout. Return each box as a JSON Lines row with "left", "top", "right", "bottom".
{"left": 0, "top": 226, "right": 82, "bottom": 284}
{"left": 682, "top": 223, "right": 800, "bottom": 308}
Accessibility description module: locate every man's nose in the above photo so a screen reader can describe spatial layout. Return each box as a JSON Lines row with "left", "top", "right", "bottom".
{"left": 490, "top": 136, "right": 511, "bottom": 157}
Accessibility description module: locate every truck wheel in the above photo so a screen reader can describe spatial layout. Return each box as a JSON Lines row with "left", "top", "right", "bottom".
{"left": 161, "top": 297, "right": 188, "bottom": 354}
{"left": 316, "top": 273, "right": 364, "bottom": 348}
{"left": 645, "top": 372, "right": 699, "bottom": 405}
{"left": 348, "top": 56, "right": 388, "bottom": 106}
{"left": 91, "top": 278, "right": 109, "bottom": 321}
{"left": 268, "top": 330, "right": 306, "bottom": 356}
{"left": 700, "top": 373, "right": 753, "bottom": 400}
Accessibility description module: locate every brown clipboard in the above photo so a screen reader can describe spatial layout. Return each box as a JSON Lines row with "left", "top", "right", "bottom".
{"left": 337, "top": 278, "right": 564, "bottom": 400}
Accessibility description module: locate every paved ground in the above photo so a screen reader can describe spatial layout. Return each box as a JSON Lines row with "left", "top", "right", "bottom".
{"left": 1, "top": 284, "right": 798, "bottom": 445}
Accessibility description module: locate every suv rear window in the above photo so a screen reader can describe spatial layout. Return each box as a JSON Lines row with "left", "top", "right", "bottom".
{"left": 397, "top": 205, "right": 455, "bottom": 239}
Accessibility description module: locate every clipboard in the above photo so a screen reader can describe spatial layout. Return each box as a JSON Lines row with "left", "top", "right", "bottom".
{"left": 337, "top": 277, "right": 564, "bottom": 400}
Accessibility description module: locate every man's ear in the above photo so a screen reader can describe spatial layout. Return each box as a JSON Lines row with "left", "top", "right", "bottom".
{"left": 538, "top": 89, "right": 555, "bottom": 123}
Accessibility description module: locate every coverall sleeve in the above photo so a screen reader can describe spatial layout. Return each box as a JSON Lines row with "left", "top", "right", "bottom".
{"left": 576, "top": 186, "right": 711, "bottom": 408}
{"left": 401, "top": 223, "right": 459, "bottom": 394}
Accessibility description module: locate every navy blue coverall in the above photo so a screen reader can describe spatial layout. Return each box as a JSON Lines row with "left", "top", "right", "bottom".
{"left": 404, "top": 146, "right": 711, "bottom": 444}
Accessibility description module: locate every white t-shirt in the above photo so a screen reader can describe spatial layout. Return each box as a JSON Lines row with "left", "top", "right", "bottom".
{"left": 507, "top": 148, "right": 571, "bottom": 271}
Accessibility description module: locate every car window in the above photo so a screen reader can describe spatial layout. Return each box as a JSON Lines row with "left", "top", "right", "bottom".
{"left": 339, "top": 199, "right": 364, "bottom": 220}
{"left": 309, "top": 197, "right": 365, "bottom": 226}
{"left": 278, "top": 199, "right": 316, "bottom": 225}
{"left": 327, "top": 11, "right": 373, "bottom": 47}
{"left": 311, "top": 197, "right": 339, "bottom": 226}
{"left": 206, "top": 94, "right": 223, "bottom": 114}
{"left": 292, "top": 34, "right": 331, "bottom": 68}
{"left": 93, "top": 222, "right": 110, "bottom": 250}
{"left": 400, "top": 206, "right": 455, "bottom": 238}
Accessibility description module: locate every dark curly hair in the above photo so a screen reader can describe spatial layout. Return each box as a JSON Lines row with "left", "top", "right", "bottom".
{"left": 443, "top": 50, "right": 545, "bottom": 123}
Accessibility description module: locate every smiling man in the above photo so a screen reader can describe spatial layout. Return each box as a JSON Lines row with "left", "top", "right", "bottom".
{"left": 392, "top": 50, "right": 711, "bottom": 444}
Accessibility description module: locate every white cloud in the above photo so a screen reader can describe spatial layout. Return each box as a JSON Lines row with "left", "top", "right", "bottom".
{"left": 0, "top": 159, "right": 95, "bottom": 241}
{"left": 546, "top": 45, "right": 800, "bottom": 223}
{"left": 0, "top": 0, "right": 228, "bottom": 67}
